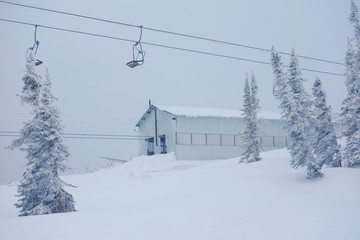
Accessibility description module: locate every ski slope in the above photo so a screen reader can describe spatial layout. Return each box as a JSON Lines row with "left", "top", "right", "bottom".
{"left": 1, "top": 149, "right": 359, "bottom": 240}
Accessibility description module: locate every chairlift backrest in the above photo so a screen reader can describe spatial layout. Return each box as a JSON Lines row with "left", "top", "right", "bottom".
{"left": 28, "top": 25, "right": 43, "bottom": 66}
{"left": 126, "top": 25, "right": 145, "bottom": 68}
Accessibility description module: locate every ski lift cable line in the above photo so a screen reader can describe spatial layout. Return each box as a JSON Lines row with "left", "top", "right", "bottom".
{"left": 65, "top": 133, "right": 150, "bottom": 138}
{"left": 0, "top": 131, "right": 151, "bottom": 138}
{"left": 0, "top": 18, "right": 135, "bottom": 43}
{"left": 0, "top": 0, "right": 344, "bottom": 66}
{"left": 0, "top": 134, "right": 151, "bottom": 140}
{"left": 0, "top": 18, "right": 344, "bottom": 77}
{"left": 63, "top": 136, "right": 148, "bottom": 140}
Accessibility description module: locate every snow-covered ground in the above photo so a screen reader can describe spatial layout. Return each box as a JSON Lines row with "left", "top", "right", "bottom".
{"left": 1, "top": 149, "right": 359, "bottom": 240}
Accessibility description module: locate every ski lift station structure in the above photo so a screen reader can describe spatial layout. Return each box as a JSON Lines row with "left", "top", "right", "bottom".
{"left": 136, "top": 104, "right": 290, "bottom": 160}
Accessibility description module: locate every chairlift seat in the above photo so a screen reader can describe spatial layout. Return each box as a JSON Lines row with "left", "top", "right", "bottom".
{"left": 35, "top": 59, "right": 43, "bottom": 66}
{"left": 126, "top": 60, "right": 141, "bottom": 68}
{"left": 126, "top": 25, "right": 145, "bottom": 68}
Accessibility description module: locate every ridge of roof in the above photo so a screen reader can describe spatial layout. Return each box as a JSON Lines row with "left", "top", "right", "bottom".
{"left": 155, "top": 105, "right": 282, "bottom": 120}
{"left": 136, "top": 104, "right": 282, "bottom": 127}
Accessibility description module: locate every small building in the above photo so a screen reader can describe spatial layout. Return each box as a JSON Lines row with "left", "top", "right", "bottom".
{"left": 135, "top": 104, "right": 288, "bottom": 160}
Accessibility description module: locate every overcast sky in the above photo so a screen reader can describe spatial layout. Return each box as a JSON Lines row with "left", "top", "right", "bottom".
{"left": 0, "top": 0, "right": 356, "bottom": 184}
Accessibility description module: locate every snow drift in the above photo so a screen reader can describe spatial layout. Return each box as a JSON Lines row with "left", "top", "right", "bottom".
{"left": 0, "top": 149, "right": 359, "bottom": 240}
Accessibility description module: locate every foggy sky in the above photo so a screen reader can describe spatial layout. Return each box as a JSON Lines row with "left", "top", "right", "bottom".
{"left": 0, "top": 0, "right": 355, "bottom": 184}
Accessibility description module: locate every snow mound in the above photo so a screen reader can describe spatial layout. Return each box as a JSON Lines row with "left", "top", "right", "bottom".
{"left": 0, "top": 149, "right": 359, "bottom": 240}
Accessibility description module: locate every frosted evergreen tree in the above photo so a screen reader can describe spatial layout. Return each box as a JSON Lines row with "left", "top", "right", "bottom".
{"left": 249, "top": 72, "right": 262, "bottom": 162}
{"left": 286, "top": 50, "right": 322, "bottom": 179}
{"left": 271, "top": 46, "right": 288, "bottom": 100}
{"left": 270, "top": 47, "right": 293, "bottom": 128}
{"left": 239, "top": 75, "right": 251, "bottom": 163}
{"left": 10, "top": 51, "right": 75, "bottom": 216}
{"left": 239, "top": 72, "right": 262, "bottom": 163}
{"left": 271, "top": 48, "right": 296, "bottom": 162}
{"left": 19, "top": 50, "right": 42, "bottom": 107}
{"left": 339, "top": 0, "right": 360, "bottom": 168}
{"left": 312, "top": 77, "right": 342, "bottom": 167}
{"left": 271, "top": 48, "right": 322, "bottom": 179}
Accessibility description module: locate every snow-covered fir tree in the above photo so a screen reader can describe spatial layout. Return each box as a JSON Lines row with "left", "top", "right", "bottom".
{"left": 271, "top": 46, "right": 288, "bottom": 100}
{"left": 271, "top": 48, "right": 323, "bottom": 179}
{"left": 239, "top": 72, "right": 262, "bottom": 163}
{"left": 312, "top": 77, "right": 342, "bottom": 167}
{"left": 19, "top": 50, "right": 42, "bottom": 107}
{"left": 287, "top": 50, "right": 322, "bottom": 179}
{"left": 339, "top": 0, "right": 360, "bottom": 168}
{"left": 10, "top": 51, "right": 75, "bottom": 216}
{"left": 270, "top": 47, "right": 293, "bottom": 127}
{"left": 239, "top": 74, "right": 252, "bottom": 162}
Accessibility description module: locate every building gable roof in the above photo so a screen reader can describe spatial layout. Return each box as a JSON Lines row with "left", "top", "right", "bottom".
{"left": 136, "top": 105, "right": 281, "bottom": 127}
{"left": 156, "top": 105, "right": 281, "bottom": 119}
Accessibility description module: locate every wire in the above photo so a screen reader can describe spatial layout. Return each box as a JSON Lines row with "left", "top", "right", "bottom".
{"left": 0, "top": 131, "right": 151, "bottom": 140}
{"left": 0, "top": 0, "right": 344, "bottom": 66}
{"left": 143, "top": 41, "right": 271, "bottom": 65}
{"left": 142, "top": 28, "right": 344, "bottom": 66}
{"left": 0, "top": 135, "right": 147, "bottom": 140}
{"left": 65, "top": 132, "right": 150, "bottom": 138}
{"left": 0, "top": 18, "right": 135, "bottom": 42}
{"left": 64, "top": 136, "right": 147, "bottom": 140}
{"left": 0, "top": 0, "right": 138, "bottom": 28}
{"left": 0, "top": 18, "right": 344, "bottom": 77}
{"left": 0, "top": 131, "right": 150, "bottom": 138}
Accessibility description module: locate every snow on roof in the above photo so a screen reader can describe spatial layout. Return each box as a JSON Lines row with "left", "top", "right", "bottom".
{"left": 136, "top": 105, "right": 281, "bottom": 127}
{"left": 156, "top": 105, "right": 281, "bottom": 120}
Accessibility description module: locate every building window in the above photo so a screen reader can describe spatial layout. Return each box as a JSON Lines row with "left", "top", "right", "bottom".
{"left": 221, "top": 134, "right": 235, "bottom": 146}
{"left": 207, "top": 134, "right": 221, "bottom": 146}
{"left": 235, "top": 134, "right": 242, "bottom": 146}
{"left": 192, "top": 133, "right": 206, "bottom": 145}
{"left": 175, "top": 132, "right": 287, "bottom": 148}
{"left": 160, "top": 135, "right": 167, "bottom": 154}
{"left": 274, "top": 136, "right": 287, "bottom": 147}
{"left": 146, "top": 137, "right": 154, "bottom": 155}
{"left": 261, "top": 136, "right": 274, "bottom": 147}
{"left": 177, "top": 133, "right": 191, "bottom": 145}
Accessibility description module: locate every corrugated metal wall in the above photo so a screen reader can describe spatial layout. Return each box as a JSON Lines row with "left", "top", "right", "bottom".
{"left": 138, "top": 108, "right": 289, "bottom": 160}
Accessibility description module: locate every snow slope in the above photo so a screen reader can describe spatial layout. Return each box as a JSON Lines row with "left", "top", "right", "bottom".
{"left": 1, "top": 149, "right": 359, "bottom": 240}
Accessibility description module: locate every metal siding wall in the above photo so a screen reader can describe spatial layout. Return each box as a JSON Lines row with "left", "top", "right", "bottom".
{"left": 176, "top": 116, "right": 246, "bottom": 134}
{"left": 176, "top": 145, "right": 242, "bottom": 160}
{"left": 175, "top": 116, "right": 242, "bottom": 160}
{"left": 258, "top": 119, "right": 287, "bottom": 136}
{"left": 175, "top": 116, "right": 287, "bottom": 160}
{"left": 138, "top": 110, "right": 155, "bottom": 156}
{"left": 138, "top": 109, "right": 176, "bottom": 156}
{"left": 156, "top": 110, "right": 176, "bottom": 155}
{"left": 139, "top": 110, "right": 288, "bottom": 160}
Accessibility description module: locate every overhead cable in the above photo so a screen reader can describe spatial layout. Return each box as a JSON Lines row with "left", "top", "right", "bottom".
{"left": 0, "top": 131, "right": 151, "bottom": 140}
{"left": 0, "top": 18, "right": 344, "bottom": 77}
{"left": 0, "top": 0, "right": 344, "bottom": 66}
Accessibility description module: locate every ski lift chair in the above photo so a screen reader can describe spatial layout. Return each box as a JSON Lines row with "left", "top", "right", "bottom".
{"left": 126, "top": 26, "right": 145, "bottom": 68}
{"left": 28, "top": 25, "right": 43, "bottom": 66}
